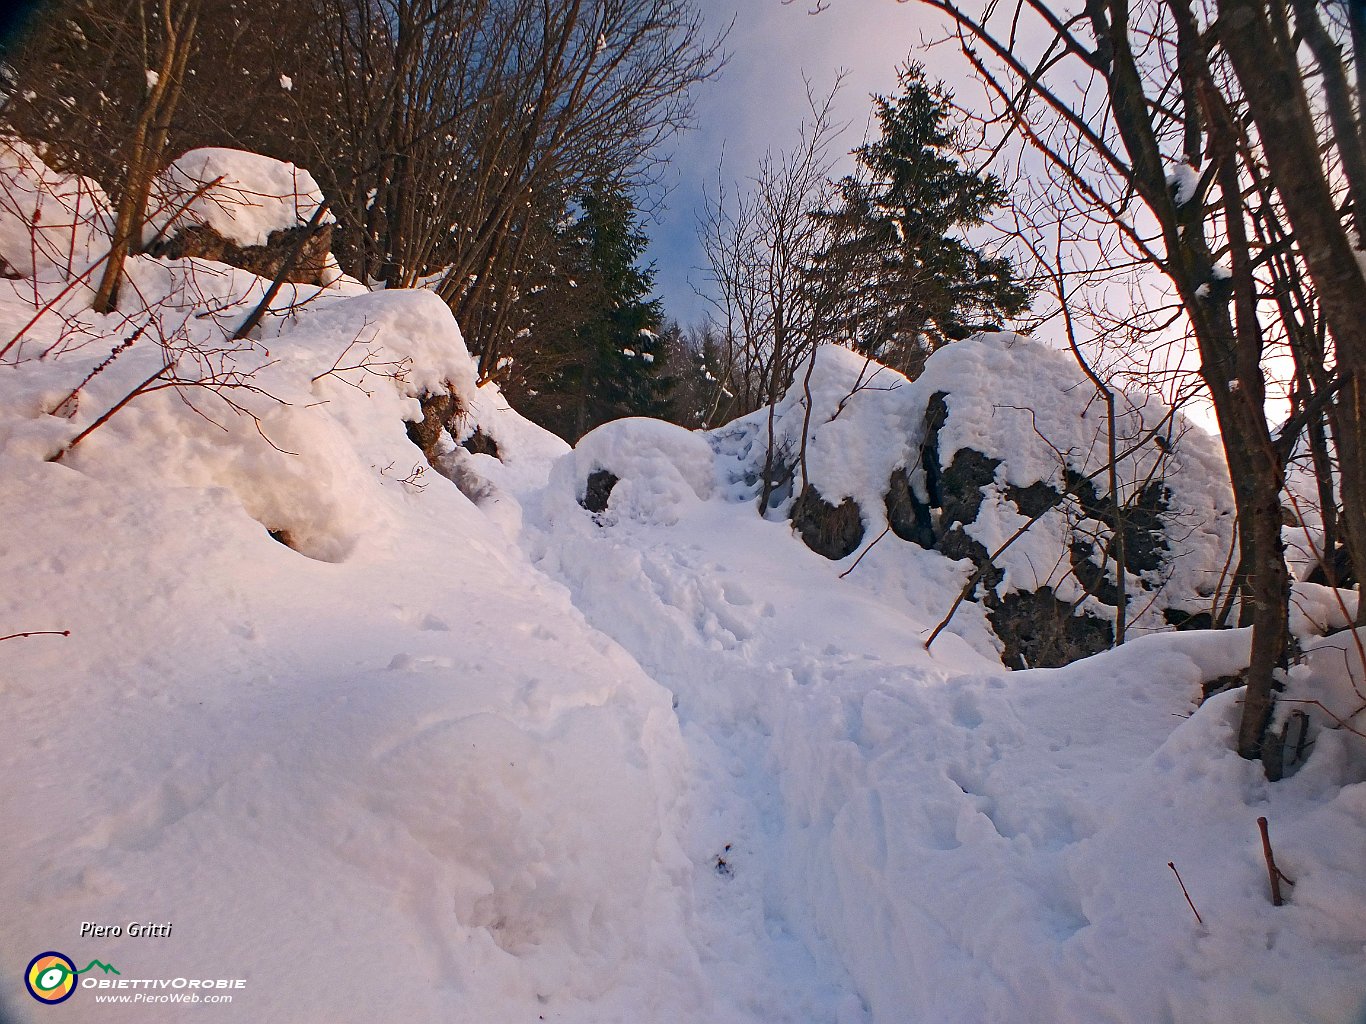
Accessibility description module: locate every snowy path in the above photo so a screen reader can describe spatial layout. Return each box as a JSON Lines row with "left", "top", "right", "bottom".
{"left": 523, "top": 474, "right": 1355, "bottom": 1024}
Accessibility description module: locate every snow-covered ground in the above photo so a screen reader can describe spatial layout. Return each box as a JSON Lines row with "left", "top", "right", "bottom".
{"left": 2, "top": 146, "right": 1364, "bottom": 1023}
{"left": 525, "top": 413, "right": 1366, "bottom": 1024}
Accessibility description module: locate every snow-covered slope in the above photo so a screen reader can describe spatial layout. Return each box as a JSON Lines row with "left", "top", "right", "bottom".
{"left": 528, "top": 408, "right": 1366, "bottom": 1024}
{"left": 1, "top": 151, "right": 1364, "bottom": 1023}
{"left": 0, "top": 279, "right": 725, "bottom": 1023}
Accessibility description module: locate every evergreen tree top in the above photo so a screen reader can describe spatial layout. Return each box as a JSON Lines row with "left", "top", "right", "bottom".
{"left": 809, "top": 60, "right": 1029, "bottom": 379}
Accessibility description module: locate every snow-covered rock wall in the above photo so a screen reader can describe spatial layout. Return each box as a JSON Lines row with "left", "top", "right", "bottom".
{"left": 671, "top": 338, "right": 1236, "bottom": 667}
{"left": 144, "top": 147, "right": 338, "bottom": 286}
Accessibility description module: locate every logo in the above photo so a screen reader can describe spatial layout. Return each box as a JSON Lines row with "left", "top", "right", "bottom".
{"left": 25, "top": 952, "right": 78, "bottom": 1004}
{"left": 23, "top": 953, "right": 120, "bottom": 1005}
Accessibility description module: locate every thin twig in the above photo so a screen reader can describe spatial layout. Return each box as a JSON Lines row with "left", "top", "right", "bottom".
{"left": 0, "top": 630, "right": 71, "bottom": 642}
{"left": 1168, "top": 861, "right": 1203, "bottom": 925}
{"left": 839, "top": 526, "right": 891, "bottom": 579}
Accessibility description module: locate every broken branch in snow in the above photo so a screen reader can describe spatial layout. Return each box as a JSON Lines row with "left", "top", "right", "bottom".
{"left": 838, "top": 525, "right": 891, "bottom": 579}
{"left": 232, "top": 199, "right": 332, "bottom": 340}
{"left": 0, "top": 629, "right": 71, "bottom": 642}
{"left": 1168, "top": 861, "right": 1203, "bottom": 925}
{"left": 1257, "top": 816, "right": 1294, "bottom": 907}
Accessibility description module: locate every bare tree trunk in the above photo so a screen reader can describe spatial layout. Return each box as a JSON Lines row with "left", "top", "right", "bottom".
{"left": 92, "top": 0, "right": 199, "bottom": 314}
{"left": 1218, "top": 0, "right": 1366, "bottom": 624}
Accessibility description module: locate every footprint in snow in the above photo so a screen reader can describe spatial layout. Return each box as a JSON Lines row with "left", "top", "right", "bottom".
{"left": 387, "top": 653, "right": 455, "bottom": 672}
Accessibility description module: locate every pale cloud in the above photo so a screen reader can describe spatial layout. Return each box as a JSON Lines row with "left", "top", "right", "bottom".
{"left": 648, "top": 0, "right": 970, "bottom": 323}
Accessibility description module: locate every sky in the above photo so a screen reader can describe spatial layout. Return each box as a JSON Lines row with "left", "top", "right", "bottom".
{"left": 646, "top": 0, "right": 966, "bottom": 326}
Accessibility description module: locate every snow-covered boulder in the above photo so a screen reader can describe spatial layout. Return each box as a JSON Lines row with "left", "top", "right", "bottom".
{"left": 0, "top": 135, "right": 112, "bottom": 280}
{"left": 713, "top": 336, "right": 1236, "bottom": 668}
{"left": 905, "top": 334, "right": 1235, "bottom": 666}
{"left": 556, "top": 417, "right": 716, "bottom": 527}
{"left": 145, "top": 147, "right": 337, "bottom": 285}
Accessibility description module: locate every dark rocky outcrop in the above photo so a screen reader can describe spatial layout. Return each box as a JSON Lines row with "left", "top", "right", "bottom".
{"left": 987, "top": 587, "right": 1114, "bottom": 670}
{"left": 900, "top": 391, "right": 1006, "bottom": 599}
{"left": 1304, "top": 540, "right": 1356, "bottom": 589}
{"left": 791, "top": 484, "right": 865, "bottom": 560}
{"left": 937, "top": 525, "right": 1002, "bottom": 595}
{"left": 1069, "top": 539, "right": 1124, "bottom": 607}
{"left": 1165, "top": 608, "right": 1215, "bottom": 632}
{"left": 461, "top": 427, "right": 500, "bottom": 459}
{"left": 938, "top": 447, "right": 1002, "bottom": 528}
{"left": 405, "top": 390, "right": 461, "bottom": 463}
{"left": 886, "top": 389, "right": 1192, "bottom": 669}
{"left": 763, "top": 342, "right": 1224, "bottom": 670}
{"left": 1200, "top": 670, "right": 1244, "bottom": 701}
{"left": 147, "top": 221, "right": 335, "bottom": 286}
{"left": 919, "top": 392, "right": 950, "bottom": 507}
{"left": 407, "top": 395, "right": 506, "bottom": 474}
{"left": 1065, "top": 470, "right": 1170, "bottom": 576}
{"left": 1005, "top": 480, "right": 1063, "bottom": 519}
{"left": 885, "top": 466, "right": 935, "bottom": 548}
{"left": 582, "top": 469, "right": 619, "bottom": 514}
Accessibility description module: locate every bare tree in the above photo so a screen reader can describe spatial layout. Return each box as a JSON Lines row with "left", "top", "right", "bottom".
{"left": 698, "top": 79, "right": 844, "bottom": 510}
{"left": 5, "top": 0, "right": 722, "bottom": 394}
{"left": 854, "top": 0, "right": 1366, "bottom": 771}
{"left": 88, "top": 0, "right": 199, "bottom": 312}
{"left": 296, "top": 0, "right": 723, "bottom": 380}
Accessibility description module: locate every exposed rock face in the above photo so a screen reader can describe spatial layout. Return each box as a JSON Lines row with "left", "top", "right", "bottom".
{"left": 885, "top": 466, "right": 934, "bottom": 548}
{"left": 143, "top": 148, "right": 337, "bottom": 285}
{"left": 988, "top": 588, "right": 1114, "bottom": 671}
{"left": 938, "top": 446, "right": 1001, "bottom": 528}
{"left": 146, "top": 221, "right": 335, "bottom": 286}
{"left": 461, "top": 427, "right": 501, "bottom": 459}
{"left": 1065, "top": 469, "right": 1171, "bottom": 574}
{"left": 784, "top": 375, "right": 1203, "bottom": 670}
{"left": 889, "top": 387, "right": 1200, "bottom": 669}
{"left": 791, "top": 484, "right": 865, "bottom": 560}
{"left": 405, "top": 390, "right": 461, "bottom": 462}
{"left": 628, "top": 336, "right": 1234, "bottom": 672}
{"left": 582, "top": 469, "right": 619, "bottom": 514}
{"left": 1003, "top": 480, "right": 1062, "bottom": 519}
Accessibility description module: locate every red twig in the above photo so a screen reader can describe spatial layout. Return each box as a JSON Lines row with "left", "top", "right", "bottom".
{"left": 1168, "top": 861, "right": 1203, "bottom": 925}
{"left": 0, "top": 629, "right": 71, "bottom": 642}
{"left": 1257, "top": 817, "right": 1294, "bottom": 907}
{"left": 839, "top": 526, "right": 891, "bottom": 579}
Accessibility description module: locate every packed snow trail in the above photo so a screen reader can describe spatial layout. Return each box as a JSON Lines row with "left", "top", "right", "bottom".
{"left": 519, "top": 420, "right": 1366, "bottom": 1024}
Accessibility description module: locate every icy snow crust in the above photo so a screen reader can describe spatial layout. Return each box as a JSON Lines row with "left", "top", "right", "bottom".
{"left": 1, "top": 158, "right": 1363, "bottom": 1023}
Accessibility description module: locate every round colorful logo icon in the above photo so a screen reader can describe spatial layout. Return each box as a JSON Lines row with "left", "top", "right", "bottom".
{"left": 25, "top": 952, "right": 78, "bottom": 1004}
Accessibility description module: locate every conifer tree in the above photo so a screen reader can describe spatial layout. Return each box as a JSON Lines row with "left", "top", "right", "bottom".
{"left": 534, "top": 185, "right": 671, "bottom": 440}
{"left": 811, "top": 63, "right": 1029, "bottom": 378}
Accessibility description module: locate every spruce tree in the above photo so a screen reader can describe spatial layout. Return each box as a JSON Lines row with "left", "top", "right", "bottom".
{"left": 538, "top": 185, "right": 672, "bottom": 441}
{"left": 811, "top": 63, "right": 1029, "bottom": 378}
